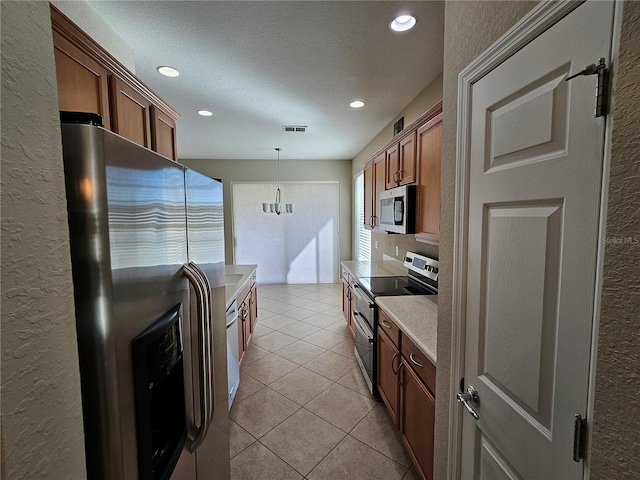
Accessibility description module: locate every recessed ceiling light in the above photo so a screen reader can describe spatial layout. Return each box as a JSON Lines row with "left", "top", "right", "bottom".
{"left": 390, "top": 15, "right": 417, "bottom": 32}
{"left": 157, "top": 66, "right": 180, "bottom": 77}
{"left": 350, "top": 100, "right": 365, "bottom": 108}
{"left": 198, "top": 110, "right": 213, "bottom": 116}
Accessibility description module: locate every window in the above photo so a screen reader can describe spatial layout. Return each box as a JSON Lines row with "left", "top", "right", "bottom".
{"left": 354, "top": 172, "right": 371, "bottom": 261}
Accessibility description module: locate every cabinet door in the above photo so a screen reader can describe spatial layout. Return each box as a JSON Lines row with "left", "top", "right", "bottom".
{"left": 415, "top": 112, "right": 442, "bottom": 244}
{"left": 150, "top": 105, "right": 177, "bottom": 160}
{"left": 400, "top": 362, "right": 435, "bottom": 480}
{"left": 110, "top": 77, "right": 152, "bottom": 148}
{"left": 52, "top": 31, "right": 111, "bottom": 129}
{"left": 363, "top": 161, "right": 374, "bottom": 230}
{"left": 373, "top": 153, "right": 386, "bottom": 228}
{"left": 399, "top": 131, "right": 417, "bottom": 185}
{"left": 377, "top": 328, "right": 400, "bottom": 426}
{"left": 385, "top": 143, "right": 400, "bottom": 189}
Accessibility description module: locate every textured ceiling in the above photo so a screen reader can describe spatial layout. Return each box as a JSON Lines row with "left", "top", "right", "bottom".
{"left": 87, "top": 1, "right": 444, "bottom": 161}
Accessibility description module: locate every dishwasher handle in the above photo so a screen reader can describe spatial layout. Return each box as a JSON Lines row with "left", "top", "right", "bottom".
{"left": 226, "top": 301, "right": 238, "bottom": 328}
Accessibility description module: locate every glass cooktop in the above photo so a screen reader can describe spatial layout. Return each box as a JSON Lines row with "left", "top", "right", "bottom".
{"left": 357, "top": 275, "right": 437, "bottom": 298}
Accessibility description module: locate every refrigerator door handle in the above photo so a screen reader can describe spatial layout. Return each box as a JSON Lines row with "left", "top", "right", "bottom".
{"left": 190, "top": 262, "right": 215, "bottom": 428}
{"left": 183, "top": 263, "right": 211, "bottom": 451}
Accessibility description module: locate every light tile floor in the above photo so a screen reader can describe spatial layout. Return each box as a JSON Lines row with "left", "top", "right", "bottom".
{"left": 230, "top": 283, "right": 420, "bottom": 480}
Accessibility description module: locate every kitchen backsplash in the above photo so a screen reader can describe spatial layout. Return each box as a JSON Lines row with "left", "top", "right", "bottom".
{"left": 370, "top": 231, "right": 439, "bottom": 262}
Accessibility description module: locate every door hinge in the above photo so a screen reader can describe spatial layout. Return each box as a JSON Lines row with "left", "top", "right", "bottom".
{"left": 573, "top": 414, "right": 588, "bottom": 462}
{"left": 565, "top": 57, "right": 609, "bottom": 118}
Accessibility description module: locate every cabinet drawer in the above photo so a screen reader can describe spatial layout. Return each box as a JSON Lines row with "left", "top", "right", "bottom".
{"left": 378, "top": 309, "right": 400, "bottom": 348}
{"left": 401, "top": 335, "right": 436, "bottom": 396}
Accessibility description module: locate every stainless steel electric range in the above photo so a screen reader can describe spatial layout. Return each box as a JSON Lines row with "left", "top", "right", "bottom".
{"left": 351, "top": 252, "right": 438, "bottom": 395}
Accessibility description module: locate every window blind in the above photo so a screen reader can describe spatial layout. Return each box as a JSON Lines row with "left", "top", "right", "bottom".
{"left": 354, "top": 173, "right": 371, "bottom": 261}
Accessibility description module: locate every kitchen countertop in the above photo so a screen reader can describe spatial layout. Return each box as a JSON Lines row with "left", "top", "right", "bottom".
{"left": 225, "top": 264, "right": 257, "bottom": 309}
{"left": 375, "top": 295, "right": 438, "bottom": 365}
{"left": 341, "top": 259, "right": 406, "bottom": 278}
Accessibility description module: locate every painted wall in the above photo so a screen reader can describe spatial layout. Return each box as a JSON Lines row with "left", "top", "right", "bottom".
{"left": 438, "top": 4, "right": 539, "bottom": 477}
{"left": 440, "top": 1, "right": 640, "bottom": 479}
{"left": 591, "top": 1, "right": 640, "bottom": 477}
{"left": 51, "top": 0, "right": 136, "bottom": 71}
{"left": 1, "top": 2, "right": 86, "bottom": 479}
{"left": 352, "top": 72, "right": 443, "bottom": 177}
{"left": 181, "top": 158, "right": 353, "bottom": 271}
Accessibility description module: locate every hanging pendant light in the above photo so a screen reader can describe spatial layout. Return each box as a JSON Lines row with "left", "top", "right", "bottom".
{"left": 262, "top": 147, "right": 294, "bottom": 215}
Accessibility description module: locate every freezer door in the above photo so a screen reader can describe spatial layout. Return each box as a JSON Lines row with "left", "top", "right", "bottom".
{"left": 180, "top": 169, "right": 230, "bottom": 479}
{"left": 61, "top": 123, "right": 191, "bottom": 479}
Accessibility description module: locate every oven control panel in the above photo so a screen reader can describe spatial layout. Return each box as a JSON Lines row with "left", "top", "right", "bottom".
{"left": 404, "top": 252, "right": 439, "bottom": 282}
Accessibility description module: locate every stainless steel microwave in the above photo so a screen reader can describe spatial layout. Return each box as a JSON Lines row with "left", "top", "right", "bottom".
{"left": 378, "top": 185, "right": 416, "bottom": 234}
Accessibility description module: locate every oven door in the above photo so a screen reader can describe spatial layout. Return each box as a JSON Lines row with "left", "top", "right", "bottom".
{"left": 353, "top": 310, "right": 374, "bottom": 395}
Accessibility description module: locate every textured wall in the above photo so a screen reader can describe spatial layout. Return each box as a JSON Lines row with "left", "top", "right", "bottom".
{"left": 591, "top": 1, "right": 640, "bottom": 478}
{"left": 1, "top": 2, "right": 86, "bottom": 479}
{"left": 181, "top": 158, "right": 353, "bottom": 268}
{"left": 439, "top": 2, "right": 538, "bottom": 479}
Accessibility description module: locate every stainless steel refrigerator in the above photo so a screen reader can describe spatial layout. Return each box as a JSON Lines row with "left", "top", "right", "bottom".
{"left": 61, "top": 114, "right": 229, "bottom": 480}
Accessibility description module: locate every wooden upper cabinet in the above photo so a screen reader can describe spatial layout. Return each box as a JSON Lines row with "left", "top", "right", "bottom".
{"left": 52, "top": 31, "right": 111, "bottom": 129}
{"left": 385, "top": 143, "right": 400, "bottom": 190}
{"left": 398, "top": 131, "right": 417, "bottom": 186}
{"left": 51, "top": 5, "right": 179, "bottom": 159}
{"left": 110, "top": 77, "right": 152, "bottom": 148}
{"left": 151, "top": 106, "right": 177, "bottom": 160}
{"left": 415, "top": 111, "right": 443, "bottom": 244}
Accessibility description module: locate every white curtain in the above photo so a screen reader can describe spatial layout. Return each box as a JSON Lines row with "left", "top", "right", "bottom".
{"left": 232, "top": 182, "right": 339, "bottom": 284}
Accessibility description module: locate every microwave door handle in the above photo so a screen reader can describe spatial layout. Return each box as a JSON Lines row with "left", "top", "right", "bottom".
{"left": 190, "top": 263, "right": 215, "bottom": 432}
{"left": 183, "top": 264, "right": 210, "bottom": 451}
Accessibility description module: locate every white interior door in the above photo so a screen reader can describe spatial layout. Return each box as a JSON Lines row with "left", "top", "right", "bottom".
{"left": 459, "top": 2, "right": 614, "bottom": 478}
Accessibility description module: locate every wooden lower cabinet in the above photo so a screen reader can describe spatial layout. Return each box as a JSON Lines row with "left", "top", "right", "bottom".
{"left": 376, "top": 308, "right": 436, "bottom": 480}
{"left": 342, "top": 273, "right": 355, "bottom": 335}
{"left": 377, "top": 328, "right": 400, "bottom": 426}
{"left": 237, "top": 278, "right": 259, "bottom": 364}
{"left": 400, "top": 362, "right": 435, "bottom": 480}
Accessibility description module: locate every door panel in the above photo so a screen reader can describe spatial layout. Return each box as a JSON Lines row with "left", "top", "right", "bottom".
{"left": 461, "top": 2, "right": 614, "bottom": 478}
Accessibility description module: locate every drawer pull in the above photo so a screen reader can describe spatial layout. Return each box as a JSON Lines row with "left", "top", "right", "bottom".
{"left": 381, "top": 320, "right": 392, "bottom": 329}
{"left": 391, "top": 352, "right": 399, "bottom": 375}
{"left": 409, "top": 353, "right": 424, "bottom": 368}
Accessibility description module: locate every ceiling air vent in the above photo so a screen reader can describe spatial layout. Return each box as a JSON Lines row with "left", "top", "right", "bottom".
{"left": 282, "top": 125, "right": 307, "bottom": 133}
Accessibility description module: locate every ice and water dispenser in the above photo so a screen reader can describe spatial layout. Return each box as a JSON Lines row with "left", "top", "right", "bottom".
{"left": 132, "top": 305, "right": 187, "bottom": 480}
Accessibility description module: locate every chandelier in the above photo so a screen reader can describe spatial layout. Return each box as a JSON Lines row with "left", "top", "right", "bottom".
{"left": 262, "top": 147, "right": 294, "bottom": 214}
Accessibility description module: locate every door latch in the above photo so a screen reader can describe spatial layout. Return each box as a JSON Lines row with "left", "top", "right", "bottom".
{"left": 565, "top": 57, "right": 609, "bottom": 117}
{"left": 457, "top": 385, "right": 480, "bottom": 420}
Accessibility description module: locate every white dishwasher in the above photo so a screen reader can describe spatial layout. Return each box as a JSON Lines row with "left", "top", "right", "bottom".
{"left": 226, "top": 300, "right": 240, "bottom": 410}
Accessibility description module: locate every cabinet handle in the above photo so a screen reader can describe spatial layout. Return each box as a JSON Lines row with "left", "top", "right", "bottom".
{"left": 409, "top": 353, "right": 424, "bottom": 368}
{"left": 391, "top": 352, "right": 399, "bottom": 375}
{"left": 381, "top": 320, "right": 392, "bottom": 329}
{"left": 398, "top": 361, "right": 405, "bottom": 386}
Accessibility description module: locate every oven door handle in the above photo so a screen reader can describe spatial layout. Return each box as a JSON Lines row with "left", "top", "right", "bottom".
{"left": 353, "top": 310, "right": 374, "bottom": 343}
{"left": 351, "top": 283, "right": 374, "bottom": 309}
